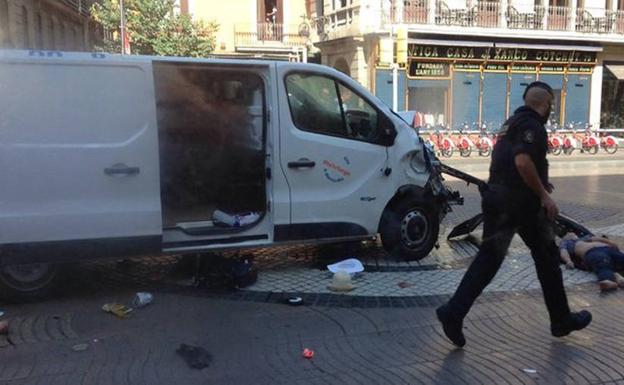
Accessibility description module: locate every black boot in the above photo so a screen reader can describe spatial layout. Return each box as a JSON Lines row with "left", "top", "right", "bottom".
{"left": 436, "top": 304, "right": 466, "bottom": 347}
{"left": 551, "top": 310, "right": 592, "bottom": 337}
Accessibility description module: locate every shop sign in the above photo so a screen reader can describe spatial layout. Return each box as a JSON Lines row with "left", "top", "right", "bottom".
{"left": 454, "top": 63, "right": 480, "bottom": 71}
{"left": 408, "top": 61, "right": 450, "bottom": 78}
{"left": 540, "top": 65, "right": 566, "bottom": 73}
{"left": 485, "top": 63, "right": 508, "bottom": 71}
{"left": 407, "top": 44, "right": 597, "bottom": 64}
{"left": 511, "top": 64, "right": 537, "bottom": 72}
{"left": 567, "top": 65, "right": 593, "bottom": 74}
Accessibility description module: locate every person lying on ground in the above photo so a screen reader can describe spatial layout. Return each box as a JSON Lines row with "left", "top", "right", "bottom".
{"left": 559, "top": 232, "right": 624, "bottom": 292}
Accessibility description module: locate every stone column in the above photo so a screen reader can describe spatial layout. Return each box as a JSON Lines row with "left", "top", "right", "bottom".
{"left": 500, "top": 0, "right": 508, "bottom": 28}
{"left": 569, "top": 0, "right": 578, "bottom": 31}
{"left": 542, "top": 0, "right": 548, "bottom": 30}
{"left": 428, "top": 0, "right": 437, "bottom": 24}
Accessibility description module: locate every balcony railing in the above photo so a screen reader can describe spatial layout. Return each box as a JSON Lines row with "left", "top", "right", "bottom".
{"left": 507, "top": 5, "right": 545, "bottom": 29}
{"left": 385, "top": 0, "right": 624, "bottom": 35}
{"left": 234, "top": 23, "right": 307, "bottom": 48}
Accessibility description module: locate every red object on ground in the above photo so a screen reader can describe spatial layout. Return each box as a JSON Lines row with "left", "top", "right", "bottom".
{"left": 302, "top": 348, "right": 314, "bottom": 359}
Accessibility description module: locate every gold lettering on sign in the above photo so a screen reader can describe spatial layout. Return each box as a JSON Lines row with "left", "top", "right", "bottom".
{"left": 446, "top": 47, "right": 475, "bottom": 59}
{"left": 409, "top": 46, "right": 440, "bottom": 58}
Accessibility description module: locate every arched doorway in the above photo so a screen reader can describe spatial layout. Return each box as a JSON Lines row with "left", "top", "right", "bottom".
{"left": 334, "top": 57, "right": 350, "bottom": 76}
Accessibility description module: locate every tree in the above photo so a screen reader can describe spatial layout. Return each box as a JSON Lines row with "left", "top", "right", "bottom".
{"left": 91, "top": 0, "right": 218, "bottom": 57}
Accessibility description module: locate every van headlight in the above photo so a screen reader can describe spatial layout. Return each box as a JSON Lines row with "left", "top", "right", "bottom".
{"left": 409, "top": 151, "right": 427, "bottom": 173}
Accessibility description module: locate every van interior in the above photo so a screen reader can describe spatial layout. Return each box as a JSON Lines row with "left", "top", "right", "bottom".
{"left": 153, "top": 62, "right": 266, "bottom": 232}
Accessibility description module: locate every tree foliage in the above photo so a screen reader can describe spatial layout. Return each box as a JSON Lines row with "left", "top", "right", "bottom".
{"left": 91, "top": 0, "right": 218, "bottom": 57}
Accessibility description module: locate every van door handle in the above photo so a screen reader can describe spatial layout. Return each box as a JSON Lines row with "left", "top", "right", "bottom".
{"left": 288, "top": 159, "right": 316, "bottom": 169}
{"left": 104, "top": 163, "right": 140, "bottom": 176}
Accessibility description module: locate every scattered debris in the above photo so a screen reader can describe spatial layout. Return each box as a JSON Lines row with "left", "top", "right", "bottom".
{"left": 102, "top": 303, "right": 133, "bottom": 318}
{"left": 132, "top": 292, "right": 154, "bottom": 308}
{"left": 0, "top": 311, "right": 4, "bottom": 318}
{"left": 328, "top": 271, "right": 354, "bottom": 292}
{"left": 522, "top": 368, "right": 537, "bottom": 374}
{"left": 213, "top": 210, "right": 260, "bottom": 227}
{"left": 285, "top": 296, "right": 303, "bottom": 306}
{"left": 72, "top": 343, "right": 89, "bottom": 352}
{"left": 302, "top": 348, "right": 315, "bottom": 359}
{"left": 327, "top": 258, "right": 364, "bottom": 275}
{"left": 0, "top": 321, "right": 8, "bottom": 335}
{"left": 176, "top": 344, "right": 213, "bottom": 370}
{"left": 397, "top": 282, "right": 413, "bottom": 289}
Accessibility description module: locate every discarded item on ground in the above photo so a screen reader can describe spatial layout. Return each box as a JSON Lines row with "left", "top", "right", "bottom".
{"left": 187, "top": 253, "right": 258, "bottom": 289}
{"left": 522, "top": 368, "right": 537, "bottom": 374}
{"left": 398, "top": 282, "right": 413, "bottom": 289}
{"left": 72, "top": 343, "right": 89, "bottom": 352}
{"left": 302, "top": 348, "right": 315, "bottom": 359}
{"left": 176, "top": 344, "right": 213, "bottom": 370}
{"left": 133, "top": 292, "right": 154, "bottom": 308}
{"left": 285, "top": 296, "right": 303, "bottom": 306}
{"left": 327, "top": 258, "right": 364, "bottom": 275}
{"left": 102, "top": 303, "right": 133, "bottom": 318}
{"left": 328, "top": 271, "right": 354, "bottom": 292}
{"left": 229, "top": 257, "right": 258, "bottom": 288}
{"left": 0, "top": 320, "right": 8, "bottom": 335}
{"left": 0, "top": 311, "right": 4, "bottom": 318}
{"left": 213, "top": 210, "right": 260, "bottom": 227}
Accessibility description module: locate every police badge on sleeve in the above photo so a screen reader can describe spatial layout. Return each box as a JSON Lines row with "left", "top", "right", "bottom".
{"left": 523, "top": 130, "right": 535, "bottom": 143}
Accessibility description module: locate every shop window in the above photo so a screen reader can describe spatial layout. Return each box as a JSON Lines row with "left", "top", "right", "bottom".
{"left": 565, "top": 74, "right": 590, "bottom": 126}
{"left": 407, "top": 80, "right": 449, "bottom": 127}
{"left": 509, "top": 73, "right": 537, "bottom": 115}
{"left": 482, "top": 72, "right": 508, "bottom": 131}
{"left": 452, "top": 71, "right": 480, "bottom": 129}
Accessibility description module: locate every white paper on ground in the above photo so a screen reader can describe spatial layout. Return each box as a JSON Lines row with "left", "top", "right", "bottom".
{"left": 327, "top": 258, "right": 364, "bottom": 274}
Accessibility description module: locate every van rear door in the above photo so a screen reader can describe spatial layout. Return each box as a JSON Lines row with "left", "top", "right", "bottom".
{"left": 0, "top": 52, "right": 161, "bottom": 262}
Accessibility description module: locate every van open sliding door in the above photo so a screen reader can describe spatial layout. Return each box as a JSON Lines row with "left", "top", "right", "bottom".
{"left": 153, "top": 60, "right": 273, "bottom": 252}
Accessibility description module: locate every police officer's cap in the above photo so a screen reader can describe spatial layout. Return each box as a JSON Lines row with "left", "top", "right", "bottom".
{"left": 522, "top": 81, "right": 554, "bottom": 100}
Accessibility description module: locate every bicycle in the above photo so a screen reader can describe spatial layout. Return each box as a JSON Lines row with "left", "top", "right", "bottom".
{"left": 579, "top": 124, "right": 599, "bottom": 155}
{"left": 599, "top": 130, "right": 619, "bottom": 154}
{"left": 475, "top": 122, "right": 493, "bottom": 157}
{"left": 455, "top": 123, "right": 474, "bottom": 157}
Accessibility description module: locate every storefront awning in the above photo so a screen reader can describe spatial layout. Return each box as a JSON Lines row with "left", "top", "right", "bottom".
{"left": 606, "top": 65, "right": 624, "bottom": 80}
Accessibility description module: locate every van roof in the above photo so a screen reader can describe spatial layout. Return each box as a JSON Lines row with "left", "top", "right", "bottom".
{"left": 0, "top": 49, "right": 329, "bottom": 71}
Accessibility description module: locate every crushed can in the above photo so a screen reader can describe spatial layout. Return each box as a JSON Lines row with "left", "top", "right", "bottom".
{"left": 133, "top": 292, "right": 153, "bottom": 308}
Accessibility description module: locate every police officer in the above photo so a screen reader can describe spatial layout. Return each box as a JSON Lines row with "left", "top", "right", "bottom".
{"left": 436, "top": 82, "right": 592, "bottom": 348}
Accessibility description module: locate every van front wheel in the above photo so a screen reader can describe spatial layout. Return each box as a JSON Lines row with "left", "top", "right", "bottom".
{"left": 380, "top": 198, "right": 439, "bottom": 261}
{"left": 0, "top": 263, "right": 61, "bottom": 303}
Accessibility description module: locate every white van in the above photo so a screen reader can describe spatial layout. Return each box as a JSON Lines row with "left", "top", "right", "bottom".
{"left": 0, "top": 50, "right": 457, "bottom": 300}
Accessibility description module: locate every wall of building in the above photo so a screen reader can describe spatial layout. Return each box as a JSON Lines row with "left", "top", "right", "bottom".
{"left": 0, "top": 0, "right": 98, "bottom": 51}
{"left": 190, "top": 0, "right": 309, "bottom": 55}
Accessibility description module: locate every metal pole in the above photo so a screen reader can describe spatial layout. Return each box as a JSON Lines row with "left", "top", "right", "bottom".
{"left": 120, "top": 0, "right": 125, "bottom": 54}
{"left": 392, "top": 63, "right": 398, "bottom": 112}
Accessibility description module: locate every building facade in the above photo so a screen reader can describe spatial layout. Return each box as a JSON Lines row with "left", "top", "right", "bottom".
{"left": 180, "top": 0, "right": 316, "bottom": 61}
{"left": 313, "top": 0, "right": 624, "bottom": 129}
{"left": 0, "top": 0, "right": 100, "bottom": 51}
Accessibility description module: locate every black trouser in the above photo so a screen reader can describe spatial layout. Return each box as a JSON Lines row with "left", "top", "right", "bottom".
{"left": 447, "top": 184, "right": 571, "bottom": 324}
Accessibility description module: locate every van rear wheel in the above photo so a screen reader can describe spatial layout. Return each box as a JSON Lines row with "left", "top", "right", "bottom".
{"left": 0, "top": 263, "right": 61, "bottom": 303}
{"left": 380, "top": 197, "right": 439, "bottom": 261}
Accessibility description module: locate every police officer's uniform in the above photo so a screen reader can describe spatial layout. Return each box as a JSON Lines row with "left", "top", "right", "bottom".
{"left": 444, "top": 103, "right": 571, "bottom": 327}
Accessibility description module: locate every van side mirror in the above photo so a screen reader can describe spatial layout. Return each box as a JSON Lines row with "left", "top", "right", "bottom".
{"left": 379, "top": 115, "right": 396, "bottom": 146}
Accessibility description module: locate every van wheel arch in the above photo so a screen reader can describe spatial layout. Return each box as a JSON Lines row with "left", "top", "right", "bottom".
{"left": 379, "top": 185, "right": 440, "bottom": 261}
{"left": 0, "top": 263, "right": 63, "bottom": 303}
